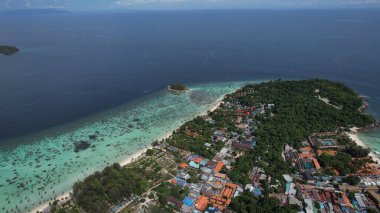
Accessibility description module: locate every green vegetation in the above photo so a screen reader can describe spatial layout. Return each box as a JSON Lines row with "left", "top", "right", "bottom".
{"left": 50, "top": 200, "right": 82, "bottom": 213}
{"left": 168, "top": 84, "right": 187, "bottom": 92}
{"left": 50, "top": 79, "right": 375, "bottom": 212}
{"left": 72, "top": 163, "right": 148, "bottom": 213}
{"left": 165, "top": 117, "right": 217, "bottom": 159}
{"left": 226, "top": 79, "right": 374, "bottom": 211}
{"left": 146, "top": 148, "right": 155, "bottom": 156}
{"left": 344, "top": 144, "right": 370, "bottom": 158}
{"left": 343, "top": 176, "right": 361, "bottom": 185}
{"left": 154, "top": 182, "right": 188, "bottom": 205}
{"left": 228, "top": 153, "right": 254, "bottom": 185}
{"left": 318, "top": 152, "right": 355, "bottom": 176}
{"left": 0, "top": 45, "right": 19, "bottom": 55}
{"left": 227, "top": 79, "right": 374, "bottom": 179}
{"left": 229, "top": 191, "right": 296, "bottom": 213}
{"left": 68, "top": 148, "right": 176, "bottom": 213}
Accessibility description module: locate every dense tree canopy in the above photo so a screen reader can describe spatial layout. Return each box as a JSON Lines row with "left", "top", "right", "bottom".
{"left": 229, "top": 191, "right": 296, "bottom": 213}
{"left": 72, "top": 164, "right": 148, "bottom": 213}
{"left": 228, "top": 79, "right": 374, "bottom": 178}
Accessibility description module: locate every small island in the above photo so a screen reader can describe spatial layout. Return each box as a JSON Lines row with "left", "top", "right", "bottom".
{"left": 0, "top": 45, "right": 19, "bottom": 55}
{"left": 168, "top": 84, "right": 188, "bottom": 93}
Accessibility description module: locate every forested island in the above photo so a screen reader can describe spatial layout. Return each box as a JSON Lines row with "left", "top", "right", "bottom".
{"left": 46, "top": 79, "right": 380, "bottom": 213}
{"left": 168, "top": 84, "right": 188, "bottom": 93}
{"left": 0, "top": 45, "right": 19, "bottom": 55}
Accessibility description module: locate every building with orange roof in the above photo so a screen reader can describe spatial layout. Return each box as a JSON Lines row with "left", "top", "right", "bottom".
{"left": 326, "top": 150, "right": 337, "bottom": 156}
{"left": 195, "top": 195, "right": 209, "bottom": 211}
{"left": 214, "top": 173, "right": 227, "bottom": 179}
{"left": 313, "top": 159, "right": 321, "bottom": 169}
{"left": 210, "top": 183, "right": 237, "bottom": 210}
{"left": 357, "top": 164, "right": 380, "bottom": 175}
{"left": 179, "top": 162, "right": 189, "bottom": 169}
{"left": 334, "top": 169, "right": 340, "bottom": 176}
{"left": 214, "top": 161, "right": 224, "bottom": 173}
{"left": 341, "top": 192, "right": 352, "bottom": 208}
{"left": 317, "top": 150, "right": 337, "bottom": 156}
{"left": 212, "top": 181, "right": 223, "bottom": 189}
{"left": 193, "top": 157, "right": 203, "bottom": 164}
{"left": 299, "top": 146, "right": 313, "bottom": 152}
{"left": 211, "top": 196, "right": 228, "bottom": 210}
{"left": 299, "top": 153, "right": 315, "bottom": 158}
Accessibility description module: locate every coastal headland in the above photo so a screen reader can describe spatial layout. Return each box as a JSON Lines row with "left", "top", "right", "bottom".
{"left": 43, "top": 79, "right": 380, "bottom": 213}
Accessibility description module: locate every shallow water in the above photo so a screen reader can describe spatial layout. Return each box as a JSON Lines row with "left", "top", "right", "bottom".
{"left": 0, "top": 81, "right": 251, "bottom": 212}
{"left": 358, "top": 97, "right": 380, "bottom": 159}
{"left": 359, "top": 129, "right": 380, "bottom": 155}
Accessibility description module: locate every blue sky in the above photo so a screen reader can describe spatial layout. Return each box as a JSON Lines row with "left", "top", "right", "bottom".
{"left": 1, "top": 0, "right": 380, "bottom": 10}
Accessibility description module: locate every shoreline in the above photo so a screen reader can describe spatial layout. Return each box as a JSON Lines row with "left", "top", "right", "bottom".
{"left": 347, "top": 127, "right": 380, "bottom": 164}
{"left": 32, "top": 96, "right": 224, "bottom": 213}
{"left": 31, "top": 192, "right": 71, "bottom": 213}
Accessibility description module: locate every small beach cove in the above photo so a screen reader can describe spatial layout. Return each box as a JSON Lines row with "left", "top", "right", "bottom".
{"left": 346, "top": 96, "right": 380, "bottom": 165}
{"left": 347, "top": 127, "right": 380, "bottom": 164}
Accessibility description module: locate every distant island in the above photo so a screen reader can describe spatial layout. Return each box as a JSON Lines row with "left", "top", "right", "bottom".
{"left": 0, "top": 45, "right": 19, "bottom": 55}
{"left": 168, "top": 84, "right": 188, "bottom": 93}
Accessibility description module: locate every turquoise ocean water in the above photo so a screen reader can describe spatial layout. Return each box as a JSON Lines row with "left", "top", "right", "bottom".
{"left": 358, "top": 101, "right": 380, "bottom": 158}
{"left": 0, "top": 81, "right": 251, "bottom": 212}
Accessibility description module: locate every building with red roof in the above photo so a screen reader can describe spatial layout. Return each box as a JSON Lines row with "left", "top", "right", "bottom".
{"left": 341, "top": 192, "right": 352, "bottom": 208}
{"left": 210, "top": 183, "right": 237, "bottom": 210}
{"left": 193, "top": 157, "right": 203, "bottom": 164}
{"left": 214, "top": 162, "right": 224, "bottom": 174}
{"left": 195, "top": 195, "right": 209, "bottom": 211}
{"left": 313, "top": 159, "right": 321, "bottom": 169}
{"left": 179, "top": 162, "right": 189, "bottom": 169}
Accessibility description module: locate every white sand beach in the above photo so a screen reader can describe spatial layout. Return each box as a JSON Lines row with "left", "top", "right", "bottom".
{"left": 120, "top": 98, "right": 223, "bottom": 167}
{"left": 31, "top": 192, "right": 71, "bottom": 213}
{"left": 31, "top": 95, "right": 224, "bottom": 213}
{"left": 347, "top": 127, "right": 380, "bottom": 164}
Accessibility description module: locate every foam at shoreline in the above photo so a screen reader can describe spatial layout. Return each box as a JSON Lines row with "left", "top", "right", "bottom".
{"left": 347, "top": 127, "right": 380, "bottom": 164}
{"left": 0, "top": 81, "right": 253, "bottom": 212}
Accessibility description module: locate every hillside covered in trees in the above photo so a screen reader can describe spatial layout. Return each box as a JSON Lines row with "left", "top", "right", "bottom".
{"left": 227, "top": 79, "right": 375, "bottom": 180}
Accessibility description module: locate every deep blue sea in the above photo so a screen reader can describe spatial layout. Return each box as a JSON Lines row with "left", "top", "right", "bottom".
{"left": 1, "top": 9, "right": 380, "bottom": 212}
{"left": 1, "top": 9, "right": 380, "bottom": 141}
